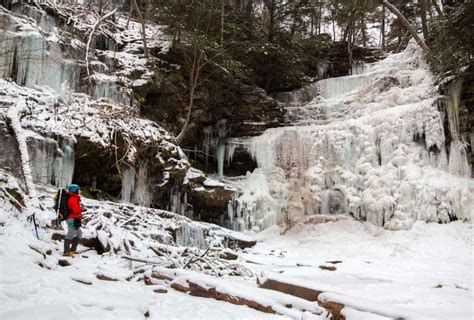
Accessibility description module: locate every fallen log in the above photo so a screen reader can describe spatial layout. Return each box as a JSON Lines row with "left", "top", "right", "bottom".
{"left": 257, "top": 277, "right": 322, "bottom": 302}
{"left": 257, "top": 272, "right": 417, "bottom": 319}
{"left": 163, "top": 268, "right": 325, "bottom": 319}
{"left": 171, "top": 280, "right": 276, "bottom": 314}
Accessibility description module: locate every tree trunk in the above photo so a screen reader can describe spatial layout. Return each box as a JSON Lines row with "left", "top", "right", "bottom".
{"left": 347, "top": 22, "right": 353, "bottom": 71}
{"left": 332, "top": 20, "right": 336, "bottom": 41}
{"left": 432, "top": 0, "right": 443, "bottom": 17}
{"left": 268, "top": 0, "right": 275, "bottom": 42}
{"left": 132, "top": 0, "right": 149, "bottom": 58}
{"left": 176, "top": 45, "right": 201, "bottom": 144}
{"left": 245, "top": 0, "right": 253, "bottom": 17}
{"left": 381, "top": 3, "right": 385, "bottom": 50}
{"left": 361, "top": 18, "right": 368, "bottom": 47}
{"left": 220, "top": 0, "right": 225, "bottom": 46}
{"left": 318, "top": 3, "right": 322, "bottom": 35}
{"left": 420, "top": 0, "right": 429, "bottom": 42}
{"left": 381, "top": 0, "right": 437, "bottom": 64}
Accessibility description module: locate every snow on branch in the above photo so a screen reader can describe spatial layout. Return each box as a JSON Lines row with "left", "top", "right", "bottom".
{"left": 6, "top": 100, "right": 38, "bottom": 204}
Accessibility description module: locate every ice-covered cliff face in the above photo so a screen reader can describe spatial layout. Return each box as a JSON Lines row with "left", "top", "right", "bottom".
{"left": 0, "top": 1, "right": 188, "bottom": 207}
{"left": 230, "top": 41, "right": 473, "bottom": 231}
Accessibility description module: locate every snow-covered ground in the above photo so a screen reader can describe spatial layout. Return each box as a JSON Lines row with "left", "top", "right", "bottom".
{"left": 1, "top": 195, "right": 472, "bottom": 319}
{"left": 244, "top": 218, "right": 474, "bottom": 319}
{"left": 0, "top": 218, "right": 282, "bottom": 320}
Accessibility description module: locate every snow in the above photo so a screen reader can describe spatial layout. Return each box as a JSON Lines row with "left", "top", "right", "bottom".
{"left": 242, "top": 219, "right": 473, "bottom": 319}
{"left": 203, "top": 178, "right": 225, "bottom": 188}
{"left": 2, "top": 191, "right": 472, "bottom": 319}
{"left": 0, "top": 79, "right": 186, "bottom": 166}
{"left": 1, "top": 165, "right": 473, "bottom": 319}
{"left": 170, "top": 272, "right": 326, "bottom": 318}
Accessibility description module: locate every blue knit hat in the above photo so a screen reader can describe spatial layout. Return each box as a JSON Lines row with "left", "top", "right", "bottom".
{"left": 68, "top": 184, "right": 80, "bottom": 193}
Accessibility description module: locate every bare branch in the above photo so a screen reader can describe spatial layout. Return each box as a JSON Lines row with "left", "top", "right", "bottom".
{"left": 85, "top": 8, "right": 118, "bottom": 84}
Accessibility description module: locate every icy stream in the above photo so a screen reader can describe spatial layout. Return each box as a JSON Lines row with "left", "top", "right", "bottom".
{"left": 227, "top": 41, "right": 473, "bottom": 231}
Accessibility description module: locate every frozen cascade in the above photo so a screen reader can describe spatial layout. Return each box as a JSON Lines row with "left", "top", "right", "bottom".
{"left": 202, "top": 119, "right": 232, "bottom": 176}
{"left": 175, "top": 223, "right": 206, "bottom": 249}
{"left": 0, "top": 8, "right": 80, "bottom": 93}
{"left": 169, "top": 186, "right": 190, "bottom": 217}
{"left": 440, "top": 78, "right": 472, "bottom": 177}
{"left": 232, "top": 40, "right": 474, "bottom": 231}
{"left": 0, "top": 6, "right": 132, "bottom": 106}
{"left": 121, "top": 168, "right": 136, "bottom": 203}
{"left": 28, "top": 136, "right": 75, "bottom": 188}
{"left": 448, "top": 141, "right": 471, "bottom": 177}
{"left": 318, "top": 73, "right": 374, "bottom": 99}
{"left": 350, "top": 62, "right": 371, "bottom": 75}
{"left": 120, "top": 166, "right": 152, "bottom": 207}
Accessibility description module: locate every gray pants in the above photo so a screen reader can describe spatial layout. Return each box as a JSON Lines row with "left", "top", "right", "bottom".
{"left": 64, "top": 218, "right": 82, "bottom": 254}
{"left": 65, "top": 218, "right": 82, "bottom": 240}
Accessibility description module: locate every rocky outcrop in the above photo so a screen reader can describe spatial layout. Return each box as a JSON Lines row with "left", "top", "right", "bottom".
{"left": 137, "top": 49, "right": 286, "bottom": 177}
{"left": 0, "top": 122, "right": 20, "bottom": 176}
{"left": 438, "top": 70, "right": 473, "bottom": 177}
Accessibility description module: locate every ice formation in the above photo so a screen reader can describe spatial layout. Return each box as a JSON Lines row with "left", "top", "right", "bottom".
{"left": 121, "top": 166, "right": 152, "bottom": 207}
{"left": 230, "top": 41, "right": 473, "bottom": 231}
{"left": 0, "top": 2, "right": 184, "bottom": 207}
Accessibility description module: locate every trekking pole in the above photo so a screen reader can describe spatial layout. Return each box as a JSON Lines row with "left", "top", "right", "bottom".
{"left": 27, "top": 213, "right": 39, "bottom": 240}
{"left": 55, "top": 188, "right": 63, "bottom": 228}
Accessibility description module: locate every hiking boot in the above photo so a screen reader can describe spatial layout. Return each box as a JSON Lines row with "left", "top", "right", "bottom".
{"left": 71, "top": 237, "right": 80, "bottom": 252}
{"left": 62, "top": 252, "right": 74, "bottom": 257}
{"left": 64, "top": 239, "right": 72, "bottom": 255}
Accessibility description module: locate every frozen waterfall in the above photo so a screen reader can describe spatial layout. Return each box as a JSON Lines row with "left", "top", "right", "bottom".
{"left": 230, "top": 41, "right": 473, "bottom": 231}
{"left": 28, "top": 136, "right": 75, "bottom": 188}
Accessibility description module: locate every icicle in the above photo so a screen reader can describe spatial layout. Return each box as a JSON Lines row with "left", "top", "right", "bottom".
{"left": 448, "top": 141, "right": 471, "bottom": 177}
{"left": 120, "top": 168, "right": 136, "bottom": 203}
{"left": 131, "top": 166, "right": 151, "bottom": 207}
{"left": 226, "top": 143, "right": 237, "bottom": 166}
{"left": 6, "top": 101, "right": 37, "bottom": 200}
{"left": 318, "top": 73, "right": 373, "bottom": 98}
{"left": 217, "top": 143, "right": 225, "bottom": 178}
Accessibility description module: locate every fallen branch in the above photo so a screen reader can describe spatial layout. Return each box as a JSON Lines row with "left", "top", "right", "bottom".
{"left": 6, "top": 101, "right": 37, "bottom": 201}
{"left": 121, "top": 255, "right": 168, "bottom": 265}
{"left": 183, "top": 246, "right": 210, "bottom": 269}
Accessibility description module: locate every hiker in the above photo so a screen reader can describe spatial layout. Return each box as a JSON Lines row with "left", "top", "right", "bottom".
{"left": 63, "top": 184, "right": 84, "bottom": 256}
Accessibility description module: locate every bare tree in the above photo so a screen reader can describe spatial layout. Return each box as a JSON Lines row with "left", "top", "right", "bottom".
{"left": 220, "top": 0, "right": 225, "bottom": 46}
{"left": 381, "top": 3, "right": 386, "bottom": 50}
{"left": 85, "top": 8, "right": 118, "bottom": 83}
{"left": 175, "top": 41, "right": 203, "bottom": 144}
{"left": 431, "top": 0, "right": 443, "bottom": 17}
{"left": 380, "top": 0, "right": 437, "bottom": 64}
{"left": 420, "top": 0, "right": 429, "bottom": 42}
{"left": 132, "top": 0, "right": 149, "bottom": 58}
